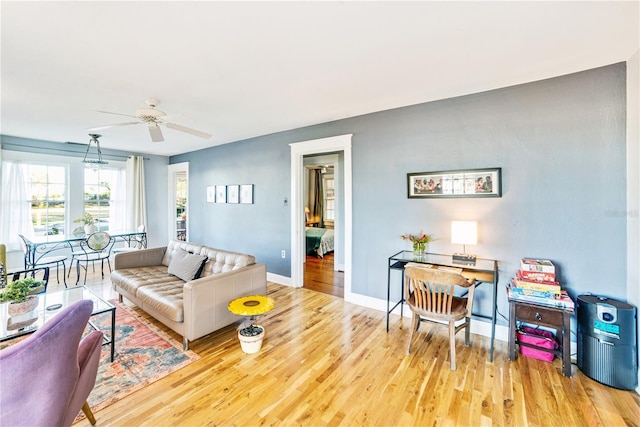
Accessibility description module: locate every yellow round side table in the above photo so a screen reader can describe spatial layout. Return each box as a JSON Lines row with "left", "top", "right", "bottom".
{"left": 227, "top": 295, "right": 275, "bottom": 354}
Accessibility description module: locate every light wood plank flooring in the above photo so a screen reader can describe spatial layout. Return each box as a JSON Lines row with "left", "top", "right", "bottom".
{"left": 47, "top": 268, "right": 640, "bottom": 426}
{"left": 303, "top": 253, "right": 344, "bottom": 298}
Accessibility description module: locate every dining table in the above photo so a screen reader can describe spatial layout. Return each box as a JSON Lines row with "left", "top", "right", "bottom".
{"left": 20, "top": 230, "right": 148, "bottom": 270}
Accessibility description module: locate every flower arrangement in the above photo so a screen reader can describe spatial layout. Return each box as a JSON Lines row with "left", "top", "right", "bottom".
{"left": 401, "top": 232, "right": 434, "bottom": 255}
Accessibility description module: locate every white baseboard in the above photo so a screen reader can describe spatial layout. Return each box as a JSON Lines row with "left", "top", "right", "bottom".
{"left": 267, "top": 272, "right": 292, "bottom": 287}
{"left": 345, "top": 291, "right": 509, "bottom": 342}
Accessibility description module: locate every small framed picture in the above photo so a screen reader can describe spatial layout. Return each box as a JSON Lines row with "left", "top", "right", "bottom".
{"left": 240, "top": 184, "right": 253, "bottom": 204}
{"left": 227, "top": 185, "right": 239, "bottom": 204}
{"left": 215, "top": 185, "right": 227, "bottom": 203}
{"left": 206, "top": 186, "right": 215, "bottom": 203}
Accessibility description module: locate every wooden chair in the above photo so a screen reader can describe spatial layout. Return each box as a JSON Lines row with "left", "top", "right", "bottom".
{"left": 404, "top": 263, "right": 476, "bottom": 370}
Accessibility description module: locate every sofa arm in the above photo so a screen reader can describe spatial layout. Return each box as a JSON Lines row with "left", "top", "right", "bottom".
{"left": 114, "top": 247, "right": 167, "bottom": 270}
{"left": 182, "top": 263, "right": 268, "bottom": 343}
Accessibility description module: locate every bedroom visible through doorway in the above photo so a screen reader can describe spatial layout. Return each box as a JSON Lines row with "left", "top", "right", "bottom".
{"left": 302, "top": 157, "right": 344, "bottom": 297}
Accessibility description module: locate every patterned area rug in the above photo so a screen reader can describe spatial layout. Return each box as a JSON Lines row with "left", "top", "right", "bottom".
{"left": 78, "top": 300, "right": 200, "bottom": 418}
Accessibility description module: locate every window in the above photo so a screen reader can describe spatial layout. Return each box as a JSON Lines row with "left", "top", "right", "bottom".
{"left": 83, "top": 168, "right": 120, "bottom": 232}
{"left": 323, "top": 176, "right": 335, "bottom": 221}
{"left": 26, "top": 164, "right": 67, "bottom": 236}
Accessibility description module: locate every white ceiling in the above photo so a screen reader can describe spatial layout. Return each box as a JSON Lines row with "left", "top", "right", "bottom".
{"left": 1, "top": 1, "right": 638, "bottom": 157}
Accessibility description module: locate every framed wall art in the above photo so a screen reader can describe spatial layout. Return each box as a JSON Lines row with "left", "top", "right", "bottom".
{"left": 240, "top": 184, "right": 254, "bottom": 204}
{"left": 215, "top": 185, "right": 227, "bottom": 203}
{"left": 227, "top": 185, "right": 239, "bottom": 204}
{"left": 407, "top": 167, "right": 502, "bottom": 198}
{"left": 206, "top": 186, "right": 215, "bottom": 203}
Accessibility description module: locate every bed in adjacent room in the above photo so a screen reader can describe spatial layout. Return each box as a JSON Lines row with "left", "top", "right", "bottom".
{"left": 305, "top": 227, "right": 334, "bottom": 258}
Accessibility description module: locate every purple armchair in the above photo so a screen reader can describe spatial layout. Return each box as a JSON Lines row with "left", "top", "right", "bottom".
{"left": 0, "top": 300, "right": 103, "bottom": 426}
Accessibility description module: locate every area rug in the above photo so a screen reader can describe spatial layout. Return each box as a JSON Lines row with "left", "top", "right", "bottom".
{"left": 77, "top": 301, "right": 200, "bottom": 416}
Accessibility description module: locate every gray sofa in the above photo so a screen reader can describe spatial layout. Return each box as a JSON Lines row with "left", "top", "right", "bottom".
{"left": 111, "top": 240, "right": 267, "bottom": 349}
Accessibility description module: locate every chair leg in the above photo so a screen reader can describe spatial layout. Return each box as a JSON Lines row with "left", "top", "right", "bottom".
{"left": 449, "top": 321, "right": 456, "bottom": 370}
{"left": 407, "top": 313, "right": 420, "bottom": 355}
{"left": 75, "top": 260, "right": 81, "bottom": 285}
{"left": 61, "top": 260, "right": 67, "bottom": 288}
{"left": 55, "top": 261, "right": 60, "bottom": 284}
{"left": 81, "top": 401, "right": 97, "bottom": 425}
{"left": 464, "top": 317, "right": 471, "bottom": 346}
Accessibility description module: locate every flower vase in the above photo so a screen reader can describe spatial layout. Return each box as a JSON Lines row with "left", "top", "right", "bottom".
{"left": 413, "top": 242, "right": 425, "bottom": 256}
{"left": 84, "top": 223, "right": 97, "bottom": 234}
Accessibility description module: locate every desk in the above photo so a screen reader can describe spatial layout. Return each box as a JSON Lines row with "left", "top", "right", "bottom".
{"left": 21, "top": 230, "right": 147, "bottom": 269}
{"left": 387, "top": 250, "right": 499, "bottom": 362}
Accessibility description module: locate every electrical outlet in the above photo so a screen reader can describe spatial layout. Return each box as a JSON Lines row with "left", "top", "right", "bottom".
{"left": 281, "top": 250, "right": 286, "bottom": 259}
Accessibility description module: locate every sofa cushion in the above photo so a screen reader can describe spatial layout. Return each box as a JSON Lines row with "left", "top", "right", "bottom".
{"left": 199, "top": 248, "right": 255, "bottom": 276}
{"left": 162, "top": 240, "right": 204, "bottom": 266}
{"left": 167, "top": 249, "right": 207, "bottom": 282}
{"left": 110, "top": 266, "right": 183, "bottom": 298}
{"left": 137, "top": 283, "right": 185, "bottom": 322}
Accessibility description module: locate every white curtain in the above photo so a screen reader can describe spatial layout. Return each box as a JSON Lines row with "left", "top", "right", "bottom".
{"left": 0, "top": 161, "right": 34, "bottom": 251}
{"left": 109, "top": 167, "right": 126, "bottom": 231}
{"left": 125, "top": 156, "right": 147, "bottom": 230}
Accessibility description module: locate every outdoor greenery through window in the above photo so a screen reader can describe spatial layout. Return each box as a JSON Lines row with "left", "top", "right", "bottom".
{"left": 28, "top": 164, "right": 66, "bottom": 236}
{"left": 83, "top": 168, "right": 120, "bottom": 232}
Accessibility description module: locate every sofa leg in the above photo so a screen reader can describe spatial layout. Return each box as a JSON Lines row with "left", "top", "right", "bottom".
{"left": 183, "top": 337, "right": 189, "bottom": 351}
{"left": 118, "top": 294, "right": 123, "bottom": 303}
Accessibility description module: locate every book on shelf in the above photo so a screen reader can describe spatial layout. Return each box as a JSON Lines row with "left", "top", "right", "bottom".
{"left": 510, "top": 280, "right": 559, "bottom": 299}
{"left": 507, "top": 285, "right": 575, "bottom": 311}
{"left": 514, "top": 271, "right": 560, "bottom": 293}
{"left": 518, "top": 269, "right": 556, "bottom": 282}
{"left": 520, "top": 258, "right": 555, "bottom": 274}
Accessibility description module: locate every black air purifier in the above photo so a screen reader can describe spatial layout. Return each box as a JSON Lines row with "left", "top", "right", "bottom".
{"left": 577, "top": 294, "right": 637, "bottom": 390}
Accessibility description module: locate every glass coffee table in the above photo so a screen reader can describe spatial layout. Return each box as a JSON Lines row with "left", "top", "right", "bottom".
{"left": 0, "top": 286, "right": 116, "bottom": 361}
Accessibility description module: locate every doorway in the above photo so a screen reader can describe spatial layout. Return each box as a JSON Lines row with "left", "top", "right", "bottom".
{"left": 290, "top": 134, "right": 352, "bottom": 301}
{"left": 168, "top": 162, "right": 189, "bottom": 242}
{"left": 302, "top": 158, "right": 344, "bottom": 297}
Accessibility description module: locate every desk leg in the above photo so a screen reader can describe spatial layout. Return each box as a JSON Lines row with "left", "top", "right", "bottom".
{"left": 110, "top": 308, "right": 116, "bottom": 362}
{"left": 386, "top": 264, "right": 391, "bottom": 332}
{"left": 490, "top": 278, "right": 498, "bottom": 362}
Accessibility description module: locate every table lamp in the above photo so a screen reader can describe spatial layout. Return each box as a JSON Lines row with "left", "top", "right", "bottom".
{"left": 451, "top": 221, "right": 477, "bottom": 264}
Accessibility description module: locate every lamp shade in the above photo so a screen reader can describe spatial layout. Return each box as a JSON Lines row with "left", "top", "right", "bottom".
{"left": 451, "top": 221, "right": 478, "bottom": 245}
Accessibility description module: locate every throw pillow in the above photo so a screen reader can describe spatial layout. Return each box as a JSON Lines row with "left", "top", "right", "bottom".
{"left": 167, "top": 249, "right": 207, "bottom": 282}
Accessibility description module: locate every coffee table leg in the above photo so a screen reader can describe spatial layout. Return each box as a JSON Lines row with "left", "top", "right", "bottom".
{"left": 110, "top": 307, "right": 115, "bottom": 362}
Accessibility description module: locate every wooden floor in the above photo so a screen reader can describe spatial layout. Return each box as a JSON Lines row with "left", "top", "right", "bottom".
{"left": 49, "top": 268, "right": 640, "bottom": 426}
{"left": 303, "top": 252, "right": 344, "bottom": 297}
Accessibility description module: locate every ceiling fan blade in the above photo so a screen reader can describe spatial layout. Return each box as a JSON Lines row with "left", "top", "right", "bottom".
{"left": 87, "top": 122, "right": 140, "bottom": 131}
{"left": 92, "top": 110, "right": 138, "bottom": 118}
{"left": 164, "top": 122, "right": 212, "bottom": 139}
{"left": 148, "top": 124, "right": 164, "bottom": 142}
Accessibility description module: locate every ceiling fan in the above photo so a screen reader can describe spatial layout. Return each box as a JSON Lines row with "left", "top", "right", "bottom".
{"left": 88, "top": 98, "right": 212, "bottom": 143}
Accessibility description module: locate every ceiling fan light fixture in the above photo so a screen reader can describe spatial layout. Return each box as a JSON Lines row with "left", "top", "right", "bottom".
{"left": 83, "top": 133, "right": 109, "bottom": 165}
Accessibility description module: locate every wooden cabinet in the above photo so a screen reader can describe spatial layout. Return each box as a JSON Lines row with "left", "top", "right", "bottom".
{"left": 509, "top": 300, "right": 573, "bottom": 377}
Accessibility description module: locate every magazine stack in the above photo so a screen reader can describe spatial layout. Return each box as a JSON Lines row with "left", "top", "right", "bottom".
{"left": 507, "top": 258, "right": 574, "bottom": 311}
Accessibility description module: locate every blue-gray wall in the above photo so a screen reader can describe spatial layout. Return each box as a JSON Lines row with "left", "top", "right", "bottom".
{"left": 172, "top": 63, "right": 627, "bottom": 324}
